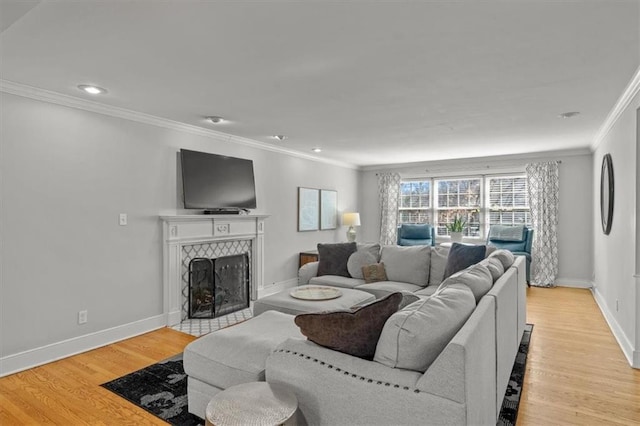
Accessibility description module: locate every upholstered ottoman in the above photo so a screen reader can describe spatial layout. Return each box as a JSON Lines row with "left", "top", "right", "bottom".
{"left": 183, "top": 310, "right": 304, "bottom": 418}
{"left": 253, "top": 286, "right": 376, "bottom": 316}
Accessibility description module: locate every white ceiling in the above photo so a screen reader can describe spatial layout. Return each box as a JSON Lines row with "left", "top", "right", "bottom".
{"left": 1, "top": 1, "right": 638, "bottom": 167}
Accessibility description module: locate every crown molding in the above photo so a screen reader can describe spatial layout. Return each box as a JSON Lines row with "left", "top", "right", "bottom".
{"left": 592, "top": 66, "right": 640, "bottom": 151}
{"left": 0, "top": 79, "right": 358, "bottom": 170}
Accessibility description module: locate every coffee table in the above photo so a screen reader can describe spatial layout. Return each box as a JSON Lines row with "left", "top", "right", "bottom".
{"left": 253, "top": 286, "right": 375, "bottom": 316}
{"left": 205, "top": 382, "right": 297, "bottom": 426}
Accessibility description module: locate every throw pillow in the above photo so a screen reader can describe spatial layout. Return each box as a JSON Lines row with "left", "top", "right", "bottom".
{"left": 294, "top": 292, "right": 402, "bottom": 359}
{"left": 356, "top": 243, "right": 382, "bottom": 261}
{"left": 428, "top": 245, "right": 450, "bottom": 286}
{"left": 437, "top": 262, "right": 493, "bottom": 303}
{"left": 362, "top": 262, "right": 388, "bottom": 283}
{"left": 488, "top": 249, "right": 515, "bottom": 270}
{"left": 479, "top": 257, "right": 505, "bottom": 282}
{"left": 374, "top": 284, "right": 475, "bottom": 372}
{"left": 379, "top": 245, "right": 431, "bottom": 286}
{"left": 317, "top": 242, "right": 357, "bottom": 277}
{"left": 443, "top": 243, "right": 486, "bottom": 279}
{"left": 347, "top": 251, "right": 377, "bottom": 279}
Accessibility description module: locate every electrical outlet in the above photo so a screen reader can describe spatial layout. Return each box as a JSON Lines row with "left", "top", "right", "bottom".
{"left": 119, "top": 213, "right": 127, "bottom": 226}
{"left": 78, "top": 310, "right": 88, "bottom": 324}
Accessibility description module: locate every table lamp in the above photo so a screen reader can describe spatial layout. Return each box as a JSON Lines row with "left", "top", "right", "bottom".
{"left": 343, "top": 212, "right": 361, "bottom": 242}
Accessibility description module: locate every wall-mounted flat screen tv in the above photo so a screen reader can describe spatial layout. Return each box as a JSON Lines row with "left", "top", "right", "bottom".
{"left": 180, "top": 149, "right": 257, "bottom": 211}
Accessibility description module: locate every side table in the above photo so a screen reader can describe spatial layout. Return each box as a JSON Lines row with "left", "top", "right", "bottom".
{"left": 205, "top": 382, "right": 298, "bottom": 426}
{"left": 298, "top": 250, "right": 318, "bottom": 268}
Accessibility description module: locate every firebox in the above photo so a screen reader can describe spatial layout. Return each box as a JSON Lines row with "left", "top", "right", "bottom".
{"left": 188, "top": 253, "right": 250, "bottom": 319}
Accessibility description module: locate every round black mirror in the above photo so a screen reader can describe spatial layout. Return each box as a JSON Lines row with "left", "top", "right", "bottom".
{"left": 600, "top": 153, "right": 614, "bottom": 235}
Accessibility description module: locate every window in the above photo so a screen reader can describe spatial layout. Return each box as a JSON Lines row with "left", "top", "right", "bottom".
{"left": 435, "top": 178, "right": 481, "bottom": 237}
{"left": 398, "top": 173, "right": 530, "bottom": 239}
{"left": 487, "top": 176, "right": 530, "bottom": 227}
{"left": 398, "top": 180, "right": 432, "bottom": 224}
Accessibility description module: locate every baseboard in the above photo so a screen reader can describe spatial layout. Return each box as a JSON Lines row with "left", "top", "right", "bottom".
{"left": 554, "top": 278, "right": 593, "bottom": 289}
{"left": 0, "top": 314, "right": 167, "bottom": 377}
{"left": 591, "top": 287, "right": 637, "bottom": 368}
{"left": 258, "top": 278, "right": 298, "bottom": 299}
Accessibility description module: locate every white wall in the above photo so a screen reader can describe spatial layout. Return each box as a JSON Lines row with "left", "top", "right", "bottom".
{"left": 359, "top": 151, "right": 594, "bottom": 286}
{"left": 0, "top": 93, "right": 358, "bottom": 367}
{"left": 591, "top": 89, "right": 639, "bottom": 367}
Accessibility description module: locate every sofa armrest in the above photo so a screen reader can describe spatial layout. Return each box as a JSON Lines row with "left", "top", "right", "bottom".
{"left": 266, "top": 339, "right": 465, "bottom": 426}
{"left": 298, "top": 261, "right": 319, "bottom": 285}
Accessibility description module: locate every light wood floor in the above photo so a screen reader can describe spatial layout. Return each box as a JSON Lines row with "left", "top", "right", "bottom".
{"left": 0, "top": 287, "right": 638, "bottom": 425}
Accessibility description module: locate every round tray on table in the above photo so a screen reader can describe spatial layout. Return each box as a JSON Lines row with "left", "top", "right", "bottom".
{"left": 289, "top": 286, "right": 342, "bottom": 301}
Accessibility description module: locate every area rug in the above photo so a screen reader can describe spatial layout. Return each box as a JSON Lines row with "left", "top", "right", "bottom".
{"left": 497, "top": 323, "right": 533, "bottom": 426}
{"left": 101, "top": 353, "right": 202, "bottom": 426}
{"left": 103, "top": 324, "right": 533, "bottom": 425}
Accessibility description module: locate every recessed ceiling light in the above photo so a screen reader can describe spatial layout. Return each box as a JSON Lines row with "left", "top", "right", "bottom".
{"left": 77, "top": 84, "right": 107, "bottom": 95}
{"left": 273, "top": 135, "right": 287, "bottom": 141}
{"left": 558, "top": 111, "right": 580, "bottom": 119}
{"left": 312, "top": 147, "right": 322, "bottom": 153}
{"left": 205, "top": 116, "right": 226, "bottom": 124}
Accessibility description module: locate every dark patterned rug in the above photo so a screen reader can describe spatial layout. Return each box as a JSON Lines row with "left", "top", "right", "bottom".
{"left": 498, "top": 323, "right": 533, "bottom": 426}
{"left": 101, "top": 353, "right": 202, "bottom": 426}
{"left": 103, "top": 324, "right": 533, "bottom": 426}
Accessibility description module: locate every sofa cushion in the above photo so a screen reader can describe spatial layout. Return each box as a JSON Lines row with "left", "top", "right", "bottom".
{"left": 294, "top": 292, "right": 402, "bottom": 359}
{"left": 379, "top": 245, "right": 431, "bottom": 286}
{"left": 438, "top": 263, "right": 493, "bottom": 303}
{"left": 347, "top": 251, "right": 378, "bottom": 279}
{"left": 443, "top": 243, "right": 486, "bottom": 279}
{"left": 374, "top": 284, "right": 475, "bottom": 372}
{"left": 479, "top": 257, "right": 505, "bottom": 282}
{"left": 356, "top": 243, "right": 382, "bottom": 261}
{"left": 428, "top": 245, "right": 450, "bottom": 286}
{"left": 414, "top": 285, "right": 438, "bottom": 297}
{"left": 183, "top": 310, "right": 303, "bottom": 389}
{"left": 317, "top": 242, "right": 357, "bottom": 277}
{"left": 488, "top": 249, "right": 516, "bottom": 270}
{"left": 355, "top": 281, "right": 423, "bottom": 299}
{"left": 309, "top": 275, "right": 364, "bottom": 289}
{"left": 361, "top": 262, "right": 388, "bottom": 283}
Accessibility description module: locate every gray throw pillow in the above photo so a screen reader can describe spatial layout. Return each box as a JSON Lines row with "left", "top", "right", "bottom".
{"left": 317, "top": 242, "right": 357, "bottom": 277}
{"left": 379, "top": 245, "right": 431, "bottom": 286}
{"left": 356, "top": 243, "right": 381, "bottom": 261}
{"left": 443, "top": 243, "right": 486, "bottom": 279}
{"left": 374, "top": 284, "right": 475, "bottom": 372}
{"left": 488, "top": 249, "right": 515, "bottom": 270}
{"left": 437, "top": 263, "right": 493, "bottom": 303}
{"left": 347, "top": 250, "right": 377, "bottom": 279}
{"left": 428, "top": 245, "right": 450, "bottom": 286}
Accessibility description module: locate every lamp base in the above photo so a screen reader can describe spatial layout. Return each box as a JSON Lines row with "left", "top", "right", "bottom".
{"left": 346, "top": 226, "right": 357, "bottom": 242}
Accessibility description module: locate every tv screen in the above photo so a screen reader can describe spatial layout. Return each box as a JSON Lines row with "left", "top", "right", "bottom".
{"left": 180, "top": 149, "right": 257, "bottom": 210}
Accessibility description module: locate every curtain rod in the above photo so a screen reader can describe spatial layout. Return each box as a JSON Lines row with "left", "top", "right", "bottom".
{"left": 375, "top": 160, "right": 561, "bottom": 175}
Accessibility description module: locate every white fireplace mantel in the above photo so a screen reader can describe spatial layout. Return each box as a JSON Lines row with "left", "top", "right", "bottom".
{"left": 161, "top": 214, "right": 268, "bottom": 326}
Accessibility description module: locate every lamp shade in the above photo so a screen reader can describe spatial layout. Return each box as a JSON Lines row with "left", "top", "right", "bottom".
{"left": 343, "top": 212, "right": 361, "bottom": 227}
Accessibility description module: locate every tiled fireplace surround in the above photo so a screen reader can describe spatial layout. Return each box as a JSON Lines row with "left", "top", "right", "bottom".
{"left": 161, "top": 214, "right": 268, "bottom": 326}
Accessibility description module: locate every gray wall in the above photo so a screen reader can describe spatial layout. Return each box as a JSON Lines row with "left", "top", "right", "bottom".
{"left": 358, "top": 151, "right": 594, "bottom": 286}
{"left": 0, "top": 93, "right": 359, "bottom": 357}
{"left": 591, "top": 89, "right": 639, "bottom": 367}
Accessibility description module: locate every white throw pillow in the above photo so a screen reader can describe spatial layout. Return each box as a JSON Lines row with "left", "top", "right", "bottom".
{"left": 347, "top": 251, "right": 377, "bottom": 279}
{"left": 488, "top": 249, "right": 515, "bottom": 270}
{"left": 374, "top": 284, "right": 475, "bottom": 372}
{"left": 379, "top": 245, "right": 431, "bottom": 286}
{"left": 437, "top": 263, "right": 493, "bottom": 303}
{"left": 479, "top": 257, "right": 505, "bottom": 283}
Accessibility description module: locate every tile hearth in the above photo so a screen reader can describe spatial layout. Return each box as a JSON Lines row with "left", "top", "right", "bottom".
{"left": 171, "top": 307, "right": 253, "bottom": 337}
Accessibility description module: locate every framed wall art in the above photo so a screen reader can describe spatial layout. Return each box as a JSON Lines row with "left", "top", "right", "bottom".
{"left": 298, "top": 187, "right": 319, "bottom": 231}
{"left": 320, "top": 189, "right": 338, "bottom": 230}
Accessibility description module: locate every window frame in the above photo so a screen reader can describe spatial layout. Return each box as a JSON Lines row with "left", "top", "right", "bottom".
{"left": 398, "top": 172, "right": 531, "bottom": 241}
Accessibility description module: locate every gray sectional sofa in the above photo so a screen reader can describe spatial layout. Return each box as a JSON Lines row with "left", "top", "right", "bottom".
{"left": 184, "top": 243, "right": 527, "bottom": 425}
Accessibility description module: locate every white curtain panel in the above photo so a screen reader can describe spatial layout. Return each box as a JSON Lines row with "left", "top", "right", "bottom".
{"left": 526, "top": 161, "right": 560, "bottom": 287}
{"left": 377, "top": 173, "right": 401, "bottom": 245}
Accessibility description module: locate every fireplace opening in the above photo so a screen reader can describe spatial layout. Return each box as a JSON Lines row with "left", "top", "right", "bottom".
{"left": 188, "top": 253, "right": 250, "bottom": 319}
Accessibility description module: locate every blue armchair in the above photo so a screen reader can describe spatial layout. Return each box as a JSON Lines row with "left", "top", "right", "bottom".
{"left": 486, "top": 225, "right": 534, "bottom": 285}
{"left": 397, "top": 223, "right": 436, "bottom": 246}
